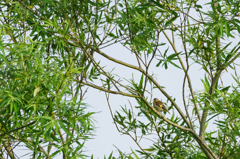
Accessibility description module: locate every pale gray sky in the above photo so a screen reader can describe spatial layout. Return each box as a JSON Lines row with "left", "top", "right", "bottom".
{"left": 84, "top": 40, "right": 240, "bottom": 158}
{"left": 12, "top": 1, "right": 240, "bottom": 158}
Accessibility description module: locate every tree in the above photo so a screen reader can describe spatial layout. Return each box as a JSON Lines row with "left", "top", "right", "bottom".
{"left": 0, "top": 0, "right": 240, "bottom": 158}
{"left": 0, "top": 0, "right": 94, "bottom": 158}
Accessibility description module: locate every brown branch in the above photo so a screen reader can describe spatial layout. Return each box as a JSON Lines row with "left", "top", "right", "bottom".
{"left": 80, "top": 81, "right": 140, "bottom": 98}
{"left": 84, "top": 78, "right": 217, "bottom": 159}
{"left": 104, "top": 92, "right": 153, "bottom": 159}
{"left": 199, "top": 0, "right": 221, "bottom": 141}
{"left": 140, "top": 97, "right": 218, "bottom": 159}
{"left": 150, "top": 114, "right": 173, "bottom": 158}
{"left": 0, "top": 121, "right": 36, "bottom": 137}
{"left": 199, "top": 45, "right": 240, "bottom": 141}
{"left": 161, "top": 29, "right": 201, "bottom": 124}
{"left": 143, "top": 31, "right": 160, "bottom": 95}
{"left": 227, "top": 50, "right": 240, "bottom": 66}
{"left": 90, "top": 47, "right": 191, "bottom": 128}
{"left": 180, "top": 11, "right": 194, "bottom": 129}
{"left": 113, "top": 144, "right": 131, "bottom": 159}
{"left": 182, "top": 68, "right": 193, "bottom": 129}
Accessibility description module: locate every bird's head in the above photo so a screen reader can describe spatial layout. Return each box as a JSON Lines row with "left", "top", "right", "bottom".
{"left": 153, "top": 98, "right": 158, "bottom": 102}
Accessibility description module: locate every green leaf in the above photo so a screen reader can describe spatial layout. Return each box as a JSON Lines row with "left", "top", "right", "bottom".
{"left": 169, "top": 60, "right": 182, "bottom": 69}
{"left": 203, "top": 74, "right": 210, "bottom": 91}
{"left": 58, "top": 120, "right": 74, "bottom": 138}
{"left": 167, "top": 53, "right": 180, "bottom": 59}
{"left": 48, "top": 99, "right": 53, "bottom": 116}
{"left": 49, "top": 150, "right": 61, "bottom": 158}
{"left": 107, "top": 32, "right": 117, "bottom": 38}
{"left": 131, "top": 148, "right": 139, "bottom": 159}
{"left": 138, "top": 74, "right": 144, "bottom": 91}
{"left": 195, "top": 5, "right": 202, "bottom": 8}
{"left": 220, "top": 22, "right": 223, "bottom": 36}
{"left": 206, "top": 113, "right": 220, "bottom": 123}
{"left": 225, "top": 21, "right": 230, "bottom": 37}
{"left": 165, "top": 14, "right": 178, "bottom": 27}
{"left": 0, "top": 40, "right": 9, "bottom": 67}
{"left": 221, "top": 86, "right": 230, "bottom": 92}
{"left": 108, "top": 152, "right": 113, "bottom": 159}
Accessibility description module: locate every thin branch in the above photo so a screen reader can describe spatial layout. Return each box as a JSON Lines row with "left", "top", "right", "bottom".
{"left": 104, "top": 92, "right": 153, "bottom": 159}
{"left": 143, "top": 31, "right": 160, "bottom": 95}
{"left": 90, "top": 47, "right": 191, "bottom": 128}
{"left": 81, "top": 81, "right": 140, "bottom": 98}
{"left": 150, "top": 114, "right": 173, "bottom": 158}
{"left": 85, "top": 79, "right": 217, "bottom": 159}
{"left": 182, "top": 68, "right": 193, "bottom": 129}
{"left": 113, "top": 144, "right": 131, "bottom": 159}
{"left": 200, "top": 0, "right": 222, "bottom": 141}
{"left": 140, "top": 97, "right": 218, "bottom": 159}
{"left": 161, "top": 29, "right": 201, "bottom": 123}
{"left": 227, "top": 51, "right": 240, "bottom": 66}
{"left": 0, "top": 121, "right": 36, "bottom": 137}
{"left": 127, "top": 100, "right": 137, "bottom": 141}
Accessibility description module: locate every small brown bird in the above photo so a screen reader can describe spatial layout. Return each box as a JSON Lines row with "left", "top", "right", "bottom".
{"left": 153, "top": 98, "right": 170, "bottom": 114}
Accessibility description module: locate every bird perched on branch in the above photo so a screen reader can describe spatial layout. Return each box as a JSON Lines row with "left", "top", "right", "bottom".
{"left": 153, "top": 98, "right": 170, "bottom": 114}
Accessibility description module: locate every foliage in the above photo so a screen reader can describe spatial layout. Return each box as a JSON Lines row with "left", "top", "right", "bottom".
{"left": 0, "top": 0, "right": 240, "bottom": 159}
{"left": 0, "top": 0, "right": 95, "bottom": 158}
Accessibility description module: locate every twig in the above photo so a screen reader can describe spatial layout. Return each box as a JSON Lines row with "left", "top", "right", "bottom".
{"left": 0, "top": 121, "right": 36, "bottom": 137}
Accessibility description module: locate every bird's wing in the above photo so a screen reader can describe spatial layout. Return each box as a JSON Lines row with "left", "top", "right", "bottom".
{"left": 162, "top": 104, "right": 168, "bottom": 111}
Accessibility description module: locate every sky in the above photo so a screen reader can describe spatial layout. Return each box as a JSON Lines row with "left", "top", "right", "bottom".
{"left": 11, "top": 1, "right": 240, "bottom": 158}
{"left": 82, "top": 3, "right": 240, "bottom": 155}
{"left": 83, "top": 39, "right": 240, "bottom": 158}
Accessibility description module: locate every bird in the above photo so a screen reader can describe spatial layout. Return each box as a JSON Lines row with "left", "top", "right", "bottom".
{"left": 153, "top": 98, "right": 170, "bottom": 114}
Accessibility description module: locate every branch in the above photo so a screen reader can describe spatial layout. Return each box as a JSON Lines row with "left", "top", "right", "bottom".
{"left": 104, "top": 92, "right": 153, "bottom": 159}
{"left": 140, "top": 97, "right": 218, "bottom": 159}
{"left": 80, "top": 81, "right": 140, "bottom": 98}
{"left": 227, "top": 48, "right": 240, "bottom": 66}
{"left": 150, "top": 115, "right": 173, "bottom": 158}
{"left": 80, "top": 73, "right": 217, "bottom": 159}
{"left": 0, "top": 121, "right": 36, "bottom": 137}
{"left": 161, "top": 29, "right": 201, "bottom": 123}
{"left": 179, "top": 14, "right": 194, "bottom": 129}
{"left": 199, "top": 0, "right": 222, "bottom": 141}
{"left": 90, "top": 47, "right": 191, "bottom": 128}
{"left": 182, "top": 68, "right": 193, "bottom": 129}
